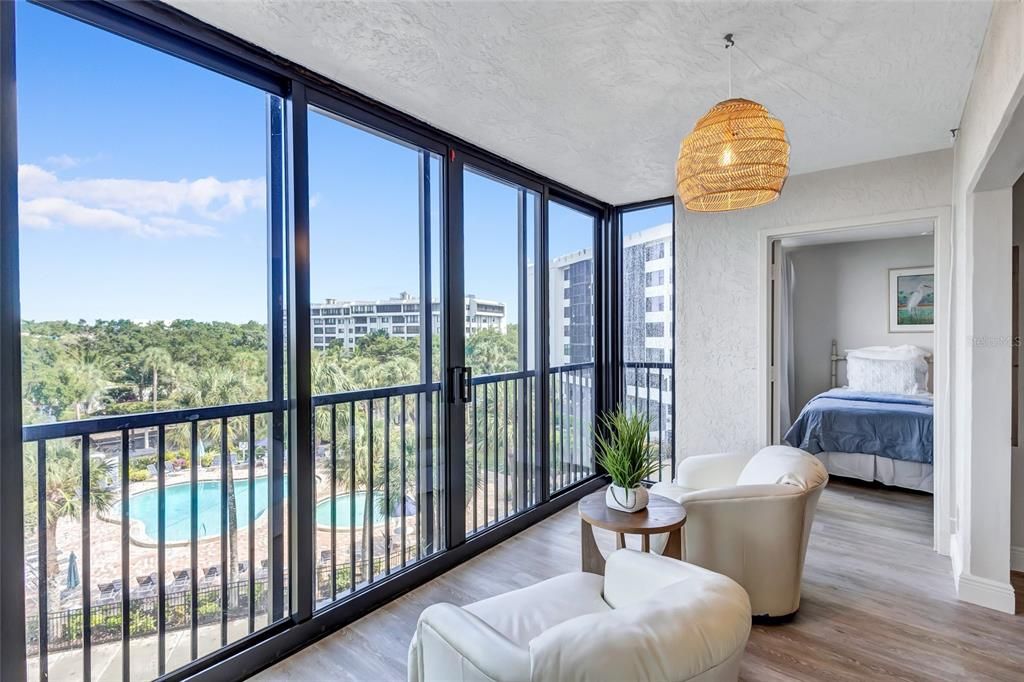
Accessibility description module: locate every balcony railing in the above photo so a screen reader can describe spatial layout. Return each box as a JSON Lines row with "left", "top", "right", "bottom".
{"left": 23, "top": 401, "right": 287, "bottom": 680}
{"left": 466, "top": 370, "right": 538, "bottom": 536}
{"left": 623, "top": 361, "right": 674, "bottom": 482}
{"left": 310, "top": 382, "right": 443, "bottom": 608}
{"left": 23, "top": 380, "right": 445, "bottom": 679}
{"left": 20, "top": 365, "right": 615, "bottom": 679}
{"left": 550, "top": 362, "right": 596, "bottom": 494}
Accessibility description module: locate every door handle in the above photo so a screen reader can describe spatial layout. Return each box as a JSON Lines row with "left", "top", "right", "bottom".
{"left": 462, "top": 366, "right": 473, "bottom": 403}
{"left": 449, "top": 366, "right": 474, "bottom": 404}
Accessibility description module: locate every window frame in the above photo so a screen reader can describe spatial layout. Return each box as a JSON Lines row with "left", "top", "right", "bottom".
{"left": 0, "top": 2, "right": 634, "bottom": 681}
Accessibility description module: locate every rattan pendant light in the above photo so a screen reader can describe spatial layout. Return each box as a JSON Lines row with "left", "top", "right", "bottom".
{"left": 677, "top": 34, "right": 790, "bottom": 212}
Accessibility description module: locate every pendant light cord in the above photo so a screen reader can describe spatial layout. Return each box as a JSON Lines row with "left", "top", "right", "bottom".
{"left": 725, "top": 33, "right": 734, "bottom": 99}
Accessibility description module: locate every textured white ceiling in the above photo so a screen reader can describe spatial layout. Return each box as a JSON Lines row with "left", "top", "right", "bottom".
{"left": 166, "top": 1, "right": 991, "bottom": 204}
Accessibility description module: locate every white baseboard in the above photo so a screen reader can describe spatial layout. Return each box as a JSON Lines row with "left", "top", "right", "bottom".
{"left": 949, "top": 532, "right": 962, "bottom": 578}
{"left": 1012, "top": 545, "right": 1024, "bottom": 572}
{"left": 956, "top": 572, "right": 1017, "bottom": 614}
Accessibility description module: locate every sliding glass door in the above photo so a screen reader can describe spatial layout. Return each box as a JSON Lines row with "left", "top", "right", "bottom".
{"left": 305, "top": 99, "right": 446, "bottom": 609}
{"left": 459, "top": 162, "right": 540, "bottom": 536}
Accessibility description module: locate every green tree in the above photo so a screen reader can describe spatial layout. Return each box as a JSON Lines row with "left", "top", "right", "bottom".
{"left": 23, "top": 442, "right": 116, "bottom": 604}
{"left": 140, "top": 347, "right": 173, "bottom": 412}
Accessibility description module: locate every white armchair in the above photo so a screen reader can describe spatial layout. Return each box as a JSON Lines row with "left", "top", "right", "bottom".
{"left": 408, "top": 549, "right": 751, "bottom": 682}
{"left": 650, "top": 445, "right": 828, "bottom": 619}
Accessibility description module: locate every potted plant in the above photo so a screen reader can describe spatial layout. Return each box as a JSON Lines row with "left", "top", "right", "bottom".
{"left": 594, "top": 409, "right": 660, "bottom": 513}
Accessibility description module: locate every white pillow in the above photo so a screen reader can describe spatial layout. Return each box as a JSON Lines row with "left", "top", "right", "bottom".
{"left": 846, "top": 354, "right": 928, "bottom": 395}
{"left": 845, "top": 345, "right": 929, "bottom": 361}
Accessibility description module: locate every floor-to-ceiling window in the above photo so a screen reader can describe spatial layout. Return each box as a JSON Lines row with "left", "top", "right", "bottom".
{"left": 462, "top": 166, "right": 539, "bottom": 535}
{"left": 16, "top": 2, "right": 288, "bottom": 678}
{"left": 547, "top": 200, "right": 598, "bottom": 493}
{"left": 620, "top": 201, "right": 675, "bottom": 481}
{"left": 1, "top": 3, "right": 612, "bottom": 680}
{"left": 306, "top": 105, "right": 444, "bottom": 607}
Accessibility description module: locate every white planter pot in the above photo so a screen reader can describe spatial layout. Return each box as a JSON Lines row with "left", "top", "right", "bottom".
{"left": 605, "top": 484, "right": 649, "bottom": 513}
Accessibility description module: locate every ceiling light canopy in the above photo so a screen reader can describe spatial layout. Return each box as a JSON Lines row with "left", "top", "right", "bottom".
{"left": 677, "top": 35, "right": 790, "bottom": 212}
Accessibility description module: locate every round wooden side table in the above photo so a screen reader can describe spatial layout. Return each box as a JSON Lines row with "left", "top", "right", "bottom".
{"left": 578, "top": 488, "right": 686, "bottom": 575}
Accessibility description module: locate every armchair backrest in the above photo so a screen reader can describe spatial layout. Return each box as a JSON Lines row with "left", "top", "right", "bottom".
{"left": 736, "top": 445, "right": 828, "bottom": 491}
{"left": 530, "top": 551, "right": 750, "bottom": 682}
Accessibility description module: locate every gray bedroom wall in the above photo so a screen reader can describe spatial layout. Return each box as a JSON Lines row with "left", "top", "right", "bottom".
{"left": 788, "top": 235, "right": 935, "bottom": 409}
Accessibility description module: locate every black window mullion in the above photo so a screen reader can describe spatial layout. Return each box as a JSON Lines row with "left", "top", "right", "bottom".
{"left": 267, "top": 93, "right": 288, "bottom": 624}
{"left": 443, "top": 150, "right": 466, "bottom": 548}
{"left": 536, "top": 189, "right": 551, "bottom": 503}
{"left": 0, "top": 3, "right": 26, "bottom": 678}
{"left": 285, "top": 81, "right": 314, "bottom": 623}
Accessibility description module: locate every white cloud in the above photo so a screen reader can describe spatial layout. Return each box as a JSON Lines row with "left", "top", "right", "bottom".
{"left": 45, "top": 154, "right": 82, "bottom": 170}
{"left": 17, "top": 164, "right": 265, "bottom": 238}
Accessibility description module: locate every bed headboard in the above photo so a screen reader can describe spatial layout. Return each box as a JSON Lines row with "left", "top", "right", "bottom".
{"left": 830, "top": 339, "right": 933, "bottom": 389}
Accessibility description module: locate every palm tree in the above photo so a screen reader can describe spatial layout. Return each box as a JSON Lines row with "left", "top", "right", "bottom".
{"left": 332, "top": 394, "right": 483, "bottom": 577}
{"left": 24, "top": 442, "right": 116, "bottom": 604}
{"left": 312, "top": 350, "right": 352, "bottom": 448}
{"left": 175, "top": 367, "right": 261, "bottom": 585}
{"left": 140, "top": 347, "right": 173, "bottom": 411}
{"left": 61, "top": 357, "right": 111, "bottom": 420}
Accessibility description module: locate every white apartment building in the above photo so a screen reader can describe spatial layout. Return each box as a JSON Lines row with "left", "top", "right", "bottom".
{"left": 621, "top": 222, "right": 673, "bottom": 364}
{"left": 311, "top": 292, "right": 506, "bottom": 350}
{"left": 545, "top": 221, "right": 673, "bottom": 367}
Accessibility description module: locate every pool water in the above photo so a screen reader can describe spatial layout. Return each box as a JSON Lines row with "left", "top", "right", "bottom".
{"left": 314, "top": 491, "right": 386, "bottom": 530}
{"left": 126, "top": 476, "right": 386, "bottom": 543}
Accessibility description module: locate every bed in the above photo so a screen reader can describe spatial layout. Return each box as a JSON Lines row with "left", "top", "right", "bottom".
{"left": 783, "top": 341, "right": 934, "bottom": 493}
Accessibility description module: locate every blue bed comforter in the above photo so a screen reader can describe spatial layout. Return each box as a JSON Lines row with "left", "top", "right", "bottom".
{"left": 784, "top": 389, "right": 933, "bottom": 464}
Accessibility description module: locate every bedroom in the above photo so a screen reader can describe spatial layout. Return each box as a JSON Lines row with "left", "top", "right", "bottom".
{"left": 775, "top": 225, "right": 937, "bottom": 497}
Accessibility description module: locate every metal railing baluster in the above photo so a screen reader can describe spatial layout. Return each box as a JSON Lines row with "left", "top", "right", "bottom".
{"left": 384, "top": 396, "right": 391, "bottom": 577}
{"left": 560, "top": 371, "right": 566, "bottom": 490}
{"left": 472, "top": 394, "right": 478, "bottom": 534}
{"left": 247, "top": 415, "right": 255, "bottom": 633}
{"left": 349, "top": 401, "right": 357, "bottom": 592}
{"left": 36, "top": 441, "right": 47, "bottom": 682}
{"left": 219, "top": 418, "right": 228, "bottom": 647}
{"left": 414, "top": 394, "right": 421, "bottom": 562}
{"left": 367, "top": 399, "right": 374, "bottom": 584}
{"left": 483, "top": 385, "right": 489, "bottom": 528}
{"left": 120, "top": 429, "right": 131, "bottom": 680}
{"left": 501, "top": 378, "right": 505, "bottom": 518}
{"left": 330, "top": 405, "right": 337, "bottom": 602}
{"left": 400, "top": 396, "right": 407, "bottom": 568}
{"left": 82, "top": 435, "right": 92, "bottom": 681}
{"left": 158, "top": 426, "right": 167, "bottom": 674}
{"left": 189, "top": 421, "right": 199, "bottom": 661}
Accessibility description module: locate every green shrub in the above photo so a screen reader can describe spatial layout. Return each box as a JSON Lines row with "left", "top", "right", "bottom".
{"left": 129, "top": 613, "right": 157, "bottom": 637}
{"left": 128, "top": 469, "right": 149, "bottom": 482}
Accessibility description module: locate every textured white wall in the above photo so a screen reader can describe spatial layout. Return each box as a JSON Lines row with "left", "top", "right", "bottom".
{"left": 789, "top": 236, "right": 935, "bottom": 409}
{"left": 948, "top": 0, "right": 1023, "bottom": 609}
{"left": 674, "top": 149, "right": 951, "bottom": 459}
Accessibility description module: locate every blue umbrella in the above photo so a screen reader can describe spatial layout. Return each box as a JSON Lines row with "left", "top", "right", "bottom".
{"left": 66, "top": 551, "right": 80, "bottom": 590}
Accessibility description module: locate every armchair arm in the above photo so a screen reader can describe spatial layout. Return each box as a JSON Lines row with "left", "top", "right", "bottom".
{"left": 677, "top": 482, "right": 803, "bottom": 504}
{"left": 674, "top": 452, "right": 752, "bottom": 489}
{"left": 602, "top": 549, "right": 697, "bottom": 608}
{"left": 409, "top": 603, "right": 531, "bottom": 682}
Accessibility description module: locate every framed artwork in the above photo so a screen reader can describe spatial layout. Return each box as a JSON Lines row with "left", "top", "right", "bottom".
{"left": 889, "top": 266, "right": 934, "bottom": 332}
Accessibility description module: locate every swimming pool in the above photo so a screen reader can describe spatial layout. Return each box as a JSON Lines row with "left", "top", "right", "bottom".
{"left": 125, "top": 476, "right": 386, "bottom": 545}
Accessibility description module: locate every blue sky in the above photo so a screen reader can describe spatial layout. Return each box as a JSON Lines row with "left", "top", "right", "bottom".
{"left": 16, "top": 2, "right": 665, "bottom": 326}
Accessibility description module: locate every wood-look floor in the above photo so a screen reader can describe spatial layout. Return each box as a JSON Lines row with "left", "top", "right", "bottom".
{"left": 253, "top": 481, "right": 1024, "bottom": 681}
